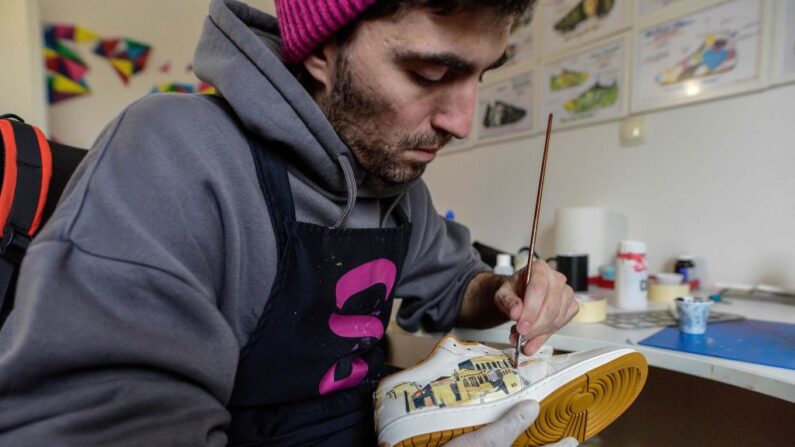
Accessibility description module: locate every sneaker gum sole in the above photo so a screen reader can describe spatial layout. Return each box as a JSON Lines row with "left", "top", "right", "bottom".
{"left": 390, "top": 351, "right": 647, "bottom": 447}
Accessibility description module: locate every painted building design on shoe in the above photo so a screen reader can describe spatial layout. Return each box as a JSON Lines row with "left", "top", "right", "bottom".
{"left": 386, "top": 353, "right": 527, "bottom": 415}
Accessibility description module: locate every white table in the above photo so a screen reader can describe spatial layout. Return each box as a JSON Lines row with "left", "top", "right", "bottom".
{"left": 451, "top": 295, "right": 795, "bottom": 403}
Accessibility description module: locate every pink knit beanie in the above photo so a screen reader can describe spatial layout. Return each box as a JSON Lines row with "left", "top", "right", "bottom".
{"left": 275, "top": 0, "right": 378, "bottom": 64}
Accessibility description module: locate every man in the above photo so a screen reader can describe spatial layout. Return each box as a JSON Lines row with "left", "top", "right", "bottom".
{"left": 0, "top": 0, "right": 578, "bottom": 445}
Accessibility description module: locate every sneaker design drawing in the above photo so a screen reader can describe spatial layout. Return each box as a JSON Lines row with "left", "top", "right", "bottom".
{"left": 563, "top": 81, "right": 618, "bottom": 114}
{"left": 550, "top": 69, "right": 590, "bottom": 91}
{"left": 656, "top": 33, "right": 737, "bottom": 86}
{"left": 554, "top": 0, "right": 616, "bottom": 34}
{"left": 374, "top": 335, "right": 647, "bottom": 447}
{"left": 482, "top": 101, "right": 528, "bottom": 128}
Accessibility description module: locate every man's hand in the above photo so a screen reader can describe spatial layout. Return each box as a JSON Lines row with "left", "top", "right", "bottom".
{"left": 445, "top": 400, "right": 579, "bottom": 447}
{"left": 494, "top": 260, "right": 579, "bottom": 355}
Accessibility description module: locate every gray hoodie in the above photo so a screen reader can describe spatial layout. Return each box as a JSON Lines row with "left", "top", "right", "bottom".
{"left": 0, "top": 0, "right": 488, "bottom": 444}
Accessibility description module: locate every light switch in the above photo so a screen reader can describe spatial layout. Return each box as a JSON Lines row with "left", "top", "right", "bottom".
{"left": 620, "top": 115, "right": 647, "bottom": 147}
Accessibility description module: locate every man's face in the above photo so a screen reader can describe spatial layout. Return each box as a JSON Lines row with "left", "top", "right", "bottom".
{"left": 316, "top": 8, "right": 513, "bottom": 186}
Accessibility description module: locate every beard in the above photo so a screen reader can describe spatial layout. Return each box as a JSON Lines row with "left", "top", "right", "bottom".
{"left": 318, "top": 53, "right": 452, "bottom": 187}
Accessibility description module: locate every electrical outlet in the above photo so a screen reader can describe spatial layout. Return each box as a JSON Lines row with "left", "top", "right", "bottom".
{"left": 620, "top": 115, "right": 647, "bottom": 147}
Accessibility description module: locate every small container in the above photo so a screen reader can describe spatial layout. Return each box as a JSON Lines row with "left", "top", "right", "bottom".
{"left": 655, "top": 272, "right": 684, "bottom": 285}
{"left": 594, "top": 265, "right": 616, "bottom": 289}
{"left": 599, "top": 265, "right": 616, "bottom": 281}
{"left": 513, "top": 248, "right": 530, "bottom": 273}
{"left": 615, "top": 240, "right": 648, "bottom": 309}
{"left": 548, "top": 253, "right": 588, "bottom": 292}
{"left": 493, "top": 253, "right": 514, "bottom": 276}
{"left": 674, "top": 255, "right": 699, "bottom": 289}
{"left": 675, "top": 296, "right": 713, "bottom": 335}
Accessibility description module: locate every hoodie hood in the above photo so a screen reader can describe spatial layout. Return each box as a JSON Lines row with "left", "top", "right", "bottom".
{"left": 193, "top": 0, "right": 413, "bottom": 205}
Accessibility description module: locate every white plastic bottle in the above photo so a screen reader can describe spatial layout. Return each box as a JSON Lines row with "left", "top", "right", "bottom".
{"left": 615, "top": 240, "right": 648, "bottom": 309}
{"left": 493, "top": 253, "right": 514, "bottom": 276}
{"left": 513, "top": 248, "right": 530, "bottom": 273}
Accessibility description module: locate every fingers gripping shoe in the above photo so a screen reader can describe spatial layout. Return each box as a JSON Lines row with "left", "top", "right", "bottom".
{"left": 374, "top": 335, "right": 647, "bottom": 446}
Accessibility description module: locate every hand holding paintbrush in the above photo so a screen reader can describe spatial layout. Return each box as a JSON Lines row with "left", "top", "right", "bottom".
{"left": 494, "top": 114, "right": 580, "bottom": 365}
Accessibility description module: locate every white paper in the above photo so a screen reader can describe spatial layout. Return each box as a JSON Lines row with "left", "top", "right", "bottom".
{"left": 502, "top": 7, "right": 536, "bottom": 70}
{"left": 634, "top": 0, "right": 762, "bottom": 110}
{"left": 475, "top": 71, "right": 535, "bottom": 141}
{"left": 782, "top": 0, "right": 795, "bottom": 78}
{"left": 540, "top": 0, "right": 628, "bottom": 55}
{"left": 542, "top": 38, "right": 626, "bottom": 126}
{"left": 636, "top": 0, "right": 686, "bottom": 19}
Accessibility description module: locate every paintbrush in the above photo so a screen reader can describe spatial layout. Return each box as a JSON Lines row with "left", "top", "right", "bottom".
{"left": 514, "top": 113, "right": 553, "bottom": 368}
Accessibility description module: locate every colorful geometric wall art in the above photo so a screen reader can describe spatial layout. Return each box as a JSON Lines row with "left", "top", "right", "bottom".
{"left": 93, "top": 38, "right": 152, "bottom": 84}
{"left": 43, "top": 24, "right": 99, "bottom": 104}
{"left": 149, "top": 82, "right": 216, "bottom": 95}
{"left": 45, "top": 23, "right": 99, "bottom": 43}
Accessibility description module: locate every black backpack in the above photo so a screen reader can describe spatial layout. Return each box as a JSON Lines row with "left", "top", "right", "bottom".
{"left": 0, "top": 114, "right": 86, "bottom": 328}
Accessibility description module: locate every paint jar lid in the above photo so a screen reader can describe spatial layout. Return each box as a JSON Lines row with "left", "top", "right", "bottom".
{"left": 496, "top": 254, "right": 512, "bottom": 268}
{"left": 618, "top": 240, "right": 646, "bottom": 254}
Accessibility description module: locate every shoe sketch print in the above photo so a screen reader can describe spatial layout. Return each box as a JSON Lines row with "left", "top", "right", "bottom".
{"left": 656, "top": 33, "right": 737, "bottom": 86}
{"left": 483, "top": 101, "right": 527, "bottom": 128}
{"left": 563, "top": 80, "right": 618, "bottom": 114}
{"left": 550, "top": 69, "right": 590, "bottom": 91}
{"left": 555, "top": 0, "right": 615, "bottom": 34}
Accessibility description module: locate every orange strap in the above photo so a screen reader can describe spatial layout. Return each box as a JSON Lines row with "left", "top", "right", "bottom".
{"left": 0, "top": 120, "right": 18, "bottom": 232}
{"left": 28, "top": 126, "right": 52, "bottom": 236}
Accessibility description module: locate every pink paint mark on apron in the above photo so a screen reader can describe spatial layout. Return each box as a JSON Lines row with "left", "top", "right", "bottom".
{"left": 335, "top": 258, "right": 396, "bottom": 308}
{"left": 328, "top": 314, "right": 385, "bottom": 340}
{"left": 319, "top": 258, "right": 397, "bottom": 395}
{"left": 318, "top": 358, "right": 369, "bottom": 396}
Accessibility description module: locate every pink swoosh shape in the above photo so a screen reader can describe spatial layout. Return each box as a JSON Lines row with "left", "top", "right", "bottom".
{"left": 335, "top": 258, "right": 397, "bottom": 308}
{"left": 328, "top": 313, "right": 384, "bottom": 340}
{"left": 318, "top": 357, "right": 368, "bottom": 395}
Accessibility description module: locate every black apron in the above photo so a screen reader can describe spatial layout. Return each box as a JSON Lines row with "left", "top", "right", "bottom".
{"left": 226, "top": 139, "right": 411, "bottom": 446}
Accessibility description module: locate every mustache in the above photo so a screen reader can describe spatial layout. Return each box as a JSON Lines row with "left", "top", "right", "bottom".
{"left": 399, "top": 132, "right": 453, "bottom": 150}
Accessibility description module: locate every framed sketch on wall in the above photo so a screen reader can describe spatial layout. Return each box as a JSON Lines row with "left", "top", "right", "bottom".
{"left": 772, "top": 0, "right": 795, "bottom": 85}
{"left": 503, "top": 7, "right": 538, "bottom": 71}
{"left": 632, "top": 0, "right": 768, "bottom": 112}
{"left": 475, "top": 70, "right": 536, "bottom": 144}
{"left": 539, "top": 0, "right": 630, "bottom": 57}
{"left": 634, "top": 0, "right": 723, "bottom": 23}
{"left": 636, "top": 0, "right": 686, "bottom": 20}
{"left": 484, "top": 7, "right": 537, "bottom": 83}
{"left": 541, "top": 35, "right": 629, "bottom": 129}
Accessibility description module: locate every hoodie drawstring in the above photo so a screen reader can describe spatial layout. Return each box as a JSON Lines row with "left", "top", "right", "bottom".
{"left": 332, "top": 155, "right": 357, "bottom": 229}
{"left": 381, "top": 191, "right": 406, "bottom": 228}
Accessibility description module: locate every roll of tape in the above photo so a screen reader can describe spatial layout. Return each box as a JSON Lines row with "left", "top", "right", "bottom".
{"left": 648, "top": 282, "right": 691, "bottom": 303}
{"left": 572, "top": 294, "right": 606, "bottom": 323}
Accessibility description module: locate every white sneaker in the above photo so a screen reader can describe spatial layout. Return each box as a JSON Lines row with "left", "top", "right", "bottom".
{"left": 374, "top": 335, "right": 647, "bottom": 446}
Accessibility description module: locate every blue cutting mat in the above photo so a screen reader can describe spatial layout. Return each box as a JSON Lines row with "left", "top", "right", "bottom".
{"left": 638, "top": 319, "right": 795, "bottom": 370}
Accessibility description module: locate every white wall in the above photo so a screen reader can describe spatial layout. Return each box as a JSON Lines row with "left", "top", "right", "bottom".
{"left": 0, "top": 0, "right": 48, "bottom": 129}
{"left": 17, "top": 0, "right": 794, "bottom": 288}
{"left": 424, "top": 83, "right": 795, "bottom": 289}
{"left": 37, "top": 0, "right": 275, "bottom": 148}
